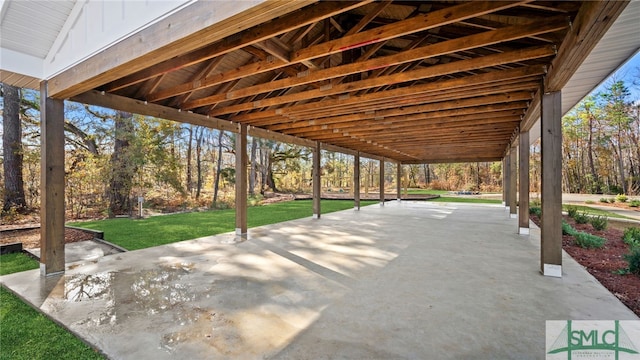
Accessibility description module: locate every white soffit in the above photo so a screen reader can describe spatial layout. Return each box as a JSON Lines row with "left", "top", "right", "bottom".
{"left": 0, "top": 0, "right": 196, "bottom": 88}
{"left": 529, "top": 0, "right": 640, "bottom": 144}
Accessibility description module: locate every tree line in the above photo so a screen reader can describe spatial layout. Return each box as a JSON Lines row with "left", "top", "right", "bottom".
{"left": 1, "top": 75, "right": 638, "bottom": 220}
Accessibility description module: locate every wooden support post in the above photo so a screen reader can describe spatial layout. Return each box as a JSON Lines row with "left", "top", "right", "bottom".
{"left": 313, "top": 141, "right": 321, "bottom": 218}
{"left": 541, "top": 90, "right": 562, "bottom": 277}
{"left": 396, "top": 163, "right": 402, "bottom": 201}
{"left": 504, "top": 154, "right": 511, "bottom": 211}
{"left": 354, "top": 152, "right": 360, "bottom": 210}
{"left": 519, "top": 131, "right": 530, "bottom": 235}
{"left": 40, "top": 81, "right": 65, "bottom": 276}
{"left": 501, "top": 158, "right": 506, "bottom": 206}
{"left": 379, "top": 159, "right": 385, "bottom": 206}
{"left": 235, "top": 124, "right": 248, "bottom": 235}
{"left": 509, "top": 145, "right": 517, "bottom": 218}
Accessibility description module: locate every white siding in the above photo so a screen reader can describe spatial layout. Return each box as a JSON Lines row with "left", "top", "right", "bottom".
{"left": 44, "top": 0, "right": 193, "bottom": 76}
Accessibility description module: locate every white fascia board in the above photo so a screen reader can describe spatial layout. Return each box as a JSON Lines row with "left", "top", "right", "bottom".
{"left": 0, "top": 46, "right": 44, "bottom": 80}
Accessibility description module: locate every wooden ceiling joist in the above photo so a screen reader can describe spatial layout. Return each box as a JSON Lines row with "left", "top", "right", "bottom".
{"left": 178, "top": 16, "right": 564, "bottom": 111}
{"left": 61, "top": 1, "right": 623, "bottom": 164}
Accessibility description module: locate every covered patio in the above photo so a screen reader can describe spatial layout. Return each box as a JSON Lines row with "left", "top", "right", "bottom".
{"left": 2, "top": 1, "right": 640, "bottom": 357}
{"left": 2, "top": 201, "right": 637, "bottom": 359}
{"left": 1, "top": 0, "right": 638, "bottom": 278}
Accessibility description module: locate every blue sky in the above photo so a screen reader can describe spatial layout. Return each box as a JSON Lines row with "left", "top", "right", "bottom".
{"left": 592, "top": 50, "right": 640, "bottom": 102}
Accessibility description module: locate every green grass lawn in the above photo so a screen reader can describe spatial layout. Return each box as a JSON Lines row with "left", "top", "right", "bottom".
{"left": 0, "top": 287, "right": 105, "bottom": 360}
{"left": 425, "top": 196, "right": 502, "bottom": 204}
{"left": 0, "top": 253, "right": 104, "bottom": 360}
{"left": 0, "top": 252, "right": 39, "bottom": 276}
{"left": 69, "top": 199, "right": 376, "bottom": 250}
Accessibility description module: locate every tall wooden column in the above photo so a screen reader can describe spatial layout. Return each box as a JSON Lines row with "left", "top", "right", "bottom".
{"left": 509, "top": 145, "right": 517, "bottom": 218}
{"left": 519, "top": 131, "right": 530, "bottom": 235}
{"left": 40, "top": 81, "right": 65, "bottom": 276}
{"left": 396, "top": 163, "right": 402, "bottom": 201}
{"left": 354, "top": 153, "right": 360, "bottom": 210}
{"left": 379, "top": 159, "right": 385, "bottom": 206}
{"left": 235, "top": 125, "right": 248, "bottom": 235}
{"left": 502, "top": 158, "right": 506, "bottom": 206}
{"left": 313, "top": 142, "right": 321, "bottom": 218}
{"left": 541, "top": 91, "right": 563, "bottom": 277}
{"left": 504, "top": 153, "right": 511, "bottom": 211}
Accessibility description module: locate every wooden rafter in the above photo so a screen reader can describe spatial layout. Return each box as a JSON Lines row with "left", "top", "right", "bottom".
{"left": 61, "top": 1, "right": 627, "bottom": 164}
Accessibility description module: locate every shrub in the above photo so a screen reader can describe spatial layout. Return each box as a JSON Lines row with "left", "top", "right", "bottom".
{"left": 574, "top": 232, "right": 606, "bottom": 249}
{"left": 599, "top": 198, "right": 609, "bottom": 203}
{"left": 530, "top": 198, "right": 541, "bottom": 208}
{"left": 608, "top": 198, "right": 616, "bottom": 203}
{"left": 562, "top": 221, "right": 577, "bottom": 236}
{"left": 585, "top": 200, "right": 595, "bottom": 204}
{"left": 589, "top": 215, "right": 608, "bottom": 231}
{"left": 573, "top": 211, "right": 590, "bottom": 224}
{"left": 629, "top": 200, "right": 640, "bottom": 208}
{"left": 625, "top": 247, "right": 640, "bottom": 275}
{"left": 616, "top": 194, "right": 628, "bottom": 203}
{"left": 623, "top": 227, "right": 640, "bottom": 248}
{"left": 566, "top": 205, "right": 578, "bottom": 218}
{"left": 529, "top": 206, "right": 541, "bottom": 216}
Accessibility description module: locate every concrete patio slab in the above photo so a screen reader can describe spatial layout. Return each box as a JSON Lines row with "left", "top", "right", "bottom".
{"left": 1, "top": 202, "right": 637, "bottom": 359}
{"left": 28, "top": 239, "right": 124, "bottom": 263}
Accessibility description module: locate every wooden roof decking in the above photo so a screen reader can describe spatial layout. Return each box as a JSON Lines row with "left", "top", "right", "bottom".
{"left": 65, "top": 1, "right": 628, "bottom": 163}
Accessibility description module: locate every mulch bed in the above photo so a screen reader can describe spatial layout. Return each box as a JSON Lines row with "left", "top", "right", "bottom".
{"left": 531, "top": 214, "right": 640, "bottom": 317}
{"left": 0, "top": 228, "right": 94, "bottom": 249}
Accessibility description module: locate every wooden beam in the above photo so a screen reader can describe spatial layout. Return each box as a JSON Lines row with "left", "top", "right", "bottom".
{"left": 296, "top": 117, "right": 520, "bottom": 141}
{"left": 40, "top": 81, "right": 65, "bottom": 275}
{"left": 254, "top": 39, "right": 291, "bottom": 63}
{"left": 71, "top": 90, "right": 240, "bottom": 133}
{"left": 248, "top": 126, "right": 316, "bottom": 148}
{"left": 541, "top": 90, "right": 562, "bottom": 277}
{"left": 225, "top": 45, "right": 554, "bottom": 119}
{"left": 519, "top": 130, "right": 530, "bottom": 234}
{"left": 170, "top": 2, "right": 554, "bottom": 108}
{"left": 189, "top": 15, "right": 564, "bottom": 112}
{"left": 235, "top": 124, "right": 248, "bottom": 235}
{"left": 101, "top": 0, "right": 360, "bottom": 92}
{"left": 292, "top": 1, "right": 526, "bottom": 62}
{"left": 313, "top": 141, "right": 321, "bottom": 218}
{"left": 279, "top": 92, "right": 532, "bottom": 133}
{"left": 50, "top": 1, "right": 316, "bottom": 98}
{"left": 241, "top": 65, "right": 546, "bottom": 124}
{"left": 255, "top": 79, "right": 536, "bottom": 127}
{"left": 545, "top": 1, "right": 628, "bottom": 91}
{"left": 278, "top": 105, "right": 526, "bottom": 136}
{"left": 519, "top": 2, "right": 628, "bottom": 135}
{"left": 402, "top": 156, "right": 503, "bottom": 164}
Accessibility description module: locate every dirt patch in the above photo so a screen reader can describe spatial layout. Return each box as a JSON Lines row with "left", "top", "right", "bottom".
{"left": 0, "top": 228, "right": 94, "bottom": 249}
{"left": 530, "top": 215, "right": 640, "bottom": 317}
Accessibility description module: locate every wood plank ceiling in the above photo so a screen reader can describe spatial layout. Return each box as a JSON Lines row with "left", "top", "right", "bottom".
{"left": 87, "top": 1, "right": 601, "bottom": 163}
